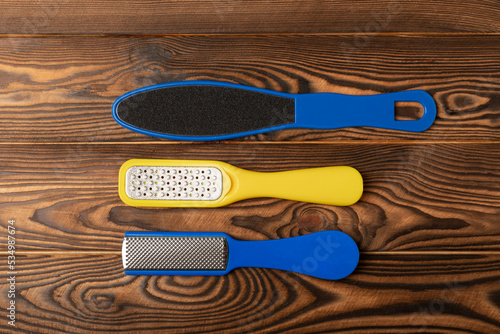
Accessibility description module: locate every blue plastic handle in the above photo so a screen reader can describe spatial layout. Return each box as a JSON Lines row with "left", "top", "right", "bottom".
{"left": 295, "top": 90, "right": 436, "bottom": 132}
{"left": 112, "top": 81, "right": 437, "bottom": 141}
{"left": 124, "top": 231, "right": 359, "bottom": 280}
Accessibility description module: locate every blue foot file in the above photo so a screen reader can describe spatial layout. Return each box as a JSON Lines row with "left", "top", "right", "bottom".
{"left": 112, "top": 81, "right": 437, "bottom": 141}
{"left": 122, "top": 231, "right": 359, "bottom": 280}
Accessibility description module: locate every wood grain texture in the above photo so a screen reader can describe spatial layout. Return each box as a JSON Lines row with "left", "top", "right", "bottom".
{"left": 0, "top": 2, "right": 499, "bottom": 332}
{"left": 1, "top": 0, "right": 500, "bottom": 34}
{"left": 0, "top": 143, "right": 498, "bottom": 252}
{"left": 0, "top": 35, "right": 499, "bottom": 142}
{"left": 1, "top": 253, "right": 499, "bottom": 333}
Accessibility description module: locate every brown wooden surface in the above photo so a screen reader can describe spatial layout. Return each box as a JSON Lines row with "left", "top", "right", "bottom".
{"left": 0, "top": 35, "right": 499, "bottom": 142}
{"left": 1, "top": 0, "right": 500, "bottom": 34}
{"left": 0, "top": 143, "right": 499, "bottom": 253}
{"left": 0, "top": 1, "right": 499, "bottom": 333}
{"left": 1, "top": 253, "right": 500, "bottom": 333}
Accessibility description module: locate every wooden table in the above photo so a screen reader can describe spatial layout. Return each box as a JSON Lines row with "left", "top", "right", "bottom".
{"left": 0, "top": 1, "right": 499, "bottom": 332}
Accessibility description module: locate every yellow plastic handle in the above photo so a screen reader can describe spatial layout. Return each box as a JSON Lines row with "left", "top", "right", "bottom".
{"left": 228, "top": 166, "right": 363, "bottom": 206}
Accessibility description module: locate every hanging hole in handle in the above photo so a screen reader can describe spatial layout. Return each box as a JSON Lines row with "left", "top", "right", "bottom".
{"left": 394, "top": 101, "right": 424, "bottom": 121}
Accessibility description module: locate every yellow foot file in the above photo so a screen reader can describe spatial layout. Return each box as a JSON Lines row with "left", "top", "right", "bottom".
{"left": 118, "top": 159, "right": 363, "bottom": 208}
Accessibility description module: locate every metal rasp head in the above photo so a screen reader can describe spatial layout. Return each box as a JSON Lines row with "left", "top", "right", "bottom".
{"left": 123, "top": 236, "right": 228, "bottom": 271}
{"left": 124, "top": 166, "right": 223, "bottom": 201}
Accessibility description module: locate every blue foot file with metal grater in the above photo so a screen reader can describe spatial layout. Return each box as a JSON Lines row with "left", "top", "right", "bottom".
{"left": 122, "top": 231, "right": 359, "bottom": 280}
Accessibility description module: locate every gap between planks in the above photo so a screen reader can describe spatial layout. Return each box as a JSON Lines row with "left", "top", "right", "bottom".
{"left": 1, "top": 32, "right": 500, "bottom": 38}
{"left": 0, "top": 140, "right": 499, "bottom": 146}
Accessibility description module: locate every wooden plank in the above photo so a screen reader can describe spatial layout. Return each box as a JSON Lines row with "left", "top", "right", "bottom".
{"left": 0, "top": 143, "right": 498, "bottom": 252}
{"left": 1, "top": 253, "right": 499, "bottom": 333}
{"left": 0, "top": 35, "right": 499, "bottom": 142}
{"left": 1, "top": 0, "right": 500, "bottom": 34}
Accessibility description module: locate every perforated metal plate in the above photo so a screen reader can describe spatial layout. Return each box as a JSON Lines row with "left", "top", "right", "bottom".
{"left": 123, "top": 236, "right": 228, "bottom": 271}
{"left": 125, "top": 166, "right": 223, "bottom": 201}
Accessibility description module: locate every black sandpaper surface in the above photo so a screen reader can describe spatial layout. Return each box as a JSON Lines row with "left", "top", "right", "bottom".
{"left": 116, "top": 85, "right": 296, "bottom": 137}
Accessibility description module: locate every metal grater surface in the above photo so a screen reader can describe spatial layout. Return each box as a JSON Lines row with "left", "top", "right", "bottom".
{"left": 125, "top": 166, "right": 223, "bottom": 201}
{"left": 124, "top": 236, "right": 228, "bottom": 271}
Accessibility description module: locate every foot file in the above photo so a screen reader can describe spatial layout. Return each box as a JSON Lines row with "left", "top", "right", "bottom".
{"left": 112, "top": 80, "right": 437, "bottom": 141}
{"left": 123, "top": 231, "right": 359, "bottom": 280}
{"left": 118, "top": 159, "right": 363, "bottom": 207}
